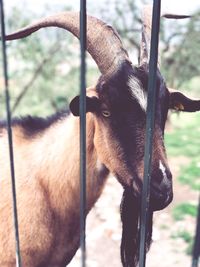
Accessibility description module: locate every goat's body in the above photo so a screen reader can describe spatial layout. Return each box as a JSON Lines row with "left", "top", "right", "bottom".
{"left": 0, "top": 112, "right": 109, "bottom": 266}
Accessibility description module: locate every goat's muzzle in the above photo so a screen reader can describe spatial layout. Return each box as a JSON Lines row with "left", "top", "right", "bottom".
{"left": 150, "top": 168, "right": 173, "bottom": 211}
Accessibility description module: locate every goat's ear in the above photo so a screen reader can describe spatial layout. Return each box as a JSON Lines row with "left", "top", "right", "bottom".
{"left": 169, "top": 90, "right": 200, "bottom": 112}
{"left": 69, "top": 96, "right": 100, "bottom": 116}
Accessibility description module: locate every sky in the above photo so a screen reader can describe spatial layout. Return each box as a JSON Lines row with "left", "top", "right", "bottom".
{"left": 5, "top": 0, "right": 200, "bottom": 15}
{"left": 160, "top": 0, "right": 200, "bottom": 14}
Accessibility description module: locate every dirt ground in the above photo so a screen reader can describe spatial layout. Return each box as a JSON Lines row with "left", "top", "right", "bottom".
{"left": 68, "top": 157, "right": 199, "bottom": 267}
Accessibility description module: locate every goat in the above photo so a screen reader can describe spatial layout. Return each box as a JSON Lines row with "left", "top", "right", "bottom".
{"left": 1, "top": 7, "right": 200, "bottom": 267}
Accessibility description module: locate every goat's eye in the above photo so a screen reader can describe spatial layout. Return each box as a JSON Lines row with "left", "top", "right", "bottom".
{"left": 102, "top": 110, "right": 111, "bottom": 117}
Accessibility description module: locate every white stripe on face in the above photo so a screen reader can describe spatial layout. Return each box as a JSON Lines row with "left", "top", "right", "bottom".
{"left": 159, "top": 160, "right": 168, "bottom": 182}
{"left": 128, "top": 76, "right": 147, "bottom": 112}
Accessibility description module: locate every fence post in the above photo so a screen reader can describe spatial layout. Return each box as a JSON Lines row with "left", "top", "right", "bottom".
{"left": 0, "top": 0, "right": 22, "bottom": 266}
{"left": 139, "top": 1, "right": 161, "bottom": 266}
{"left": 80, "top": 0, "right": 87, "bottom": 266}
{"left": 191, "top": 196, "right": 200, "bottom": 267}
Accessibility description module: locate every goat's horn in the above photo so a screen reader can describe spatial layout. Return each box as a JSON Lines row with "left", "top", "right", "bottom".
{"left": 139, "top": 5, "right": 152, "bottom": 66}
{"left": 5, "top": 12, "right": 131, "bottom": 76}
{"left": 139, "top": 5, "right": 191, "bottom": 66}
{"left": 162, "top": 14, "right": 191, "bottom": 19}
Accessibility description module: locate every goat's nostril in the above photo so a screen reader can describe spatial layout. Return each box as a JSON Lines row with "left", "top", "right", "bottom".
{"left": 151, "top": 164, "right": 172, "bottom": 193}
{"left": 166, "top": 170, "right": 172, "bottom": 181}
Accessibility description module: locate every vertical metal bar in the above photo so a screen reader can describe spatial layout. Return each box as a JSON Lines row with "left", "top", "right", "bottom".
{"left": 80, "top": 0, "right": 87, "bottom": 266}
{"left": 139, "top": 1, "right": 161, "bottom": 266}
{"left": 0, "top": 0, "right": 22, "bottom": 266}
{"left": 191, "top": 196, "right": 200, "bottom": 267}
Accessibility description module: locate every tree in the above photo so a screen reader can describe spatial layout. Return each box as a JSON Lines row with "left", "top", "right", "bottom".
{"left": 99, "top": 0, "right": 143, "bottom": 62}
{"left": 160, "top": 10, "right": 200, "bottom": 92}
{"left": 2, "top": 1, "right": 199, "bottom": 118}
{"left": 2, "top": 5, "right": 99, "bottom": 117}
{"left": 2, "top": 1, "right": 141, "bottom": 117}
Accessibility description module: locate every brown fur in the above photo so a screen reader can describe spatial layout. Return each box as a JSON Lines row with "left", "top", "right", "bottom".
{"left": 0, "top": 88, "right": 110, "bottom": 267}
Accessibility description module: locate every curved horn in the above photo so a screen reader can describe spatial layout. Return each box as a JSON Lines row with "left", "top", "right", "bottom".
{"left": 139, "top": 5, "right": 152, "bottom": 66}
{"left": 139, "top": 5, "right": 191, "bottom": 66}
{"left": 5, "top": 12, "right": 131, "bottom": 76}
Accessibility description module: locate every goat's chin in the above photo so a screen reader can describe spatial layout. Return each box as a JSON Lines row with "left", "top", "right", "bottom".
{"left": 150, "top": 192, "right": 173, "bottom": 211}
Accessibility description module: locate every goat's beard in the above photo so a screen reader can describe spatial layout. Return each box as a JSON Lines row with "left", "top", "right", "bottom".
{"left": 120, "top": 187, "right": 153, "bottom": 267}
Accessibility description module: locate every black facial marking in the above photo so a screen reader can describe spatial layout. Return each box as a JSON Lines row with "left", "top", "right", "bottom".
{"left": 156, "top": 70, "right": 170, "bottom": 131}
{"left": 97, "top": 63, "right": 148, "bottom": 163}
{"left": 96, "top": 62, "right": 171, "bottom": 198}
{"left": 137, "top": 66, "right": 170, "bottom": 128}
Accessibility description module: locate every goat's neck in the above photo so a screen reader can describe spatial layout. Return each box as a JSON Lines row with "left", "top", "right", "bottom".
{"left": 37, "top": 113, "right": 109, "bottom": 219}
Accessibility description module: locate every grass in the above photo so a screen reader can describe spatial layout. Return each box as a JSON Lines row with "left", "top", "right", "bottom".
{"left": 167, "top": 112, "right": 199, "bottom": 256}
{"left": 172, "top": 203, "right": 198, "bottom": 221}
{"left": 165, "top": 112, "right": 200, "bottom": 158}
{"left": 178, "top": 159, "right": 200, "bottom": 190}
{"left": 165, "top": 112, "right": 200, "bottom": 190}
{"left": 171, "top": 230, "right": 192, "bottom": 243}
{"left": 171, "top": 230, "right": 194, "bottom": 255}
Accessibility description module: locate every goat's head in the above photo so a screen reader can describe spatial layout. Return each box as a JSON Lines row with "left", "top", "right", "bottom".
{"left": 71, "top": 61, "right": 173, "bottom": 211}
{"left": 6, "top": 9, "right": 200, "bottom": 212}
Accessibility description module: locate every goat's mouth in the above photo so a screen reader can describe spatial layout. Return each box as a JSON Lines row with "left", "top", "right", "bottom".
{"left": 115, "top": 173, "right": 173, "bottom": 211}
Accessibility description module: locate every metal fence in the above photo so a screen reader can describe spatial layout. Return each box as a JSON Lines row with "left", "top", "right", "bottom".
{"left": 0, "top": 0, "right": 199, "bottom": 266}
